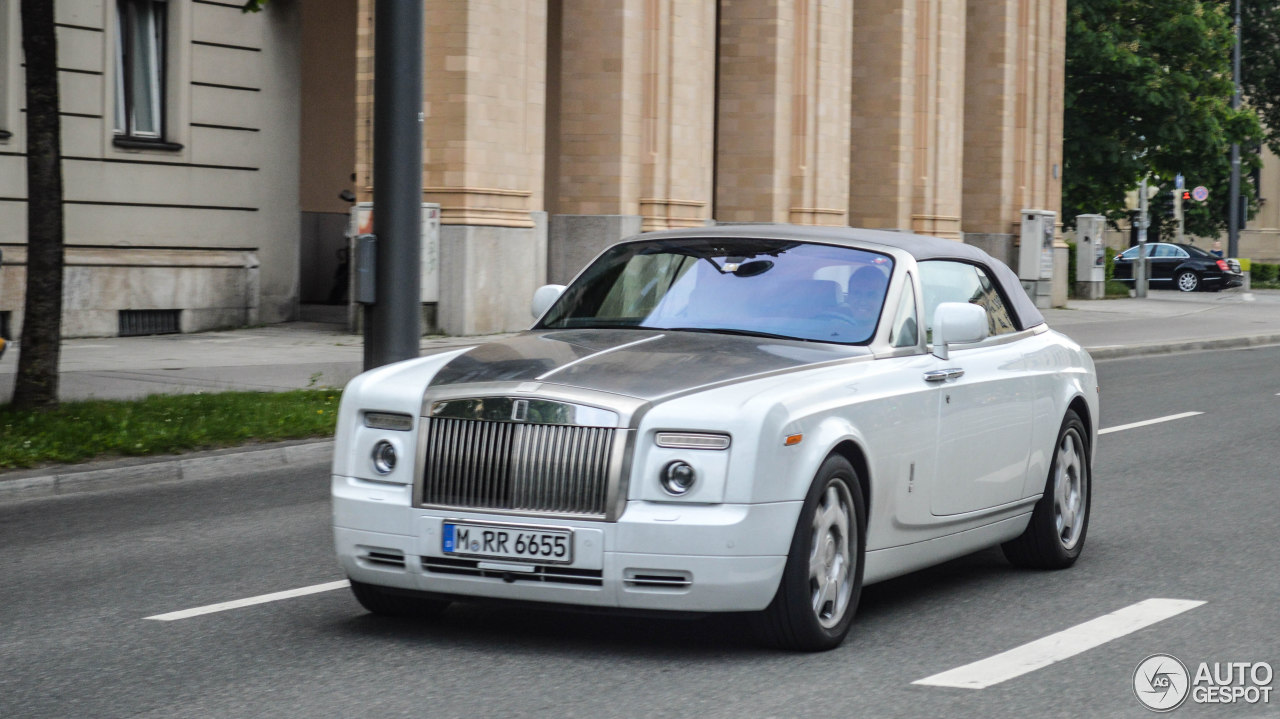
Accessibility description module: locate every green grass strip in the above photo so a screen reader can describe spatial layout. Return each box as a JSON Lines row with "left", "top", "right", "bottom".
{"left": 0, "top": 390, "right": 341, "bottom": 470}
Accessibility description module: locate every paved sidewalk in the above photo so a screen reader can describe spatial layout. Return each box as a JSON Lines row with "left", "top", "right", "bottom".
{"left": 2, "top": 289, "right": 1280, "bottom": 403}
{"left": 3, "top": 289, "right": 1280, "bottom": 500}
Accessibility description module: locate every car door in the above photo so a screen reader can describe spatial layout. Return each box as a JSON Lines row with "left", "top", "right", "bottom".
{"left": 1148, "top": 244, "right": 1182, "bottom": 283}
{"left": 1113, "top": 246, "right": 1138, "bottom": 281}
{"left": 918, "top": 260, "right": 1034, "bottom": 516}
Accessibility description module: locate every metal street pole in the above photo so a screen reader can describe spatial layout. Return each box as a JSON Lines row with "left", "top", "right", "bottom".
{"left": 1174, "top": 189, "right": 1185, "bottom": 244}
{"left": 1137, "top": 176, "right": 1149, "bottom": 298}
{"left": 1228, "top": 0, "right": 1242, "bottom": 258}
{"left": 364, "top": 0, "right": 424, "bottom": 371}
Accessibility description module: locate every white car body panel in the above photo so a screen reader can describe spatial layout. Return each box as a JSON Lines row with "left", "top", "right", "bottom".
{"left": 331, "top": 226, "right": 1099, "bottom": 618}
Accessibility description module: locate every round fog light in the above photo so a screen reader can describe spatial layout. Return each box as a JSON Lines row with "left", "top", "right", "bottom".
{"left": 372, "top": 440, "right": 397, "bottom": 475}
{"left": 660, "top": 461, "right": 696, "bottom": 496}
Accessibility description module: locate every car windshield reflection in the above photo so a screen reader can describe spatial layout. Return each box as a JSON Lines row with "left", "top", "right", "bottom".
{"left": 538, "top": 238, "right": 895, "bottom": 344}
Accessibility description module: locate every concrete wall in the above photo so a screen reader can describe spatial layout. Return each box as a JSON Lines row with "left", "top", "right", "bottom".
{"left": 0, "top": 0, "right": 301, "bottom": 337}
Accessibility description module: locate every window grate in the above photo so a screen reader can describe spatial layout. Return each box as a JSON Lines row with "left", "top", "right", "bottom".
{"left": 119, "top": 309, "right": 180, "bottom": 337}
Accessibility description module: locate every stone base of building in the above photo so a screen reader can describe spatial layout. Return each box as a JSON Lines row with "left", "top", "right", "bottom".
{"left": 963, "top": 233, "right": 1016, "bottom": 268}
{"left": 0, "top": 246, "right": 260, "bottom": 339}
{"left": 438, "top": 212, "right": 548, "bottom": 336}
{"left": 548, "top": 214, "right": 643, "bottom": 285}
{"left": 1074, "top": 281, "right": 1105, "bottom": 300}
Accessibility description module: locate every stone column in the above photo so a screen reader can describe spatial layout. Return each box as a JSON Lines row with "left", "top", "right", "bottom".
{"left": 849, "top": 0, "right": 916, "bottom": 232}
{"left": 716, "top": 0, "right": 852, "bottom": 226}
{"left": 850, "top": 0, "right": 965, "bottom": 240}
{"left": 548, "top": 0, "right": 715, "bottom": 283}
{"left": 357, "top": 0, "right": 549, "bottom": 335}
{"left": 910, "top": 0, "right": 966, "bottom": 240}
{"left": 961, "top": 0, "right": 1066, "bottom": 292}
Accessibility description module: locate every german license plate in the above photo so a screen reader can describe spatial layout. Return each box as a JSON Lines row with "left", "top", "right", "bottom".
{"left": 442, "top": 521, "right": 573, "bottom": 564}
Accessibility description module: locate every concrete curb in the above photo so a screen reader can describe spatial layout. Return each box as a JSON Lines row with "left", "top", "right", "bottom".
{"left": 0, "top": 438, "right": 333, "bottom": 502}
{"left": 1085, "top": 333, "right": 1280, "bottom": 360}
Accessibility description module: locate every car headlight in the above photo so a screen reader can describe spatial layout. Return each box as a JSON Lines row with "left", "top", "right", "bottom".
{"left": 660, "top": 461, "right": 697, "bottom": 496}
{"left": 372, "top": 440, "right": 397, "bottom": 475}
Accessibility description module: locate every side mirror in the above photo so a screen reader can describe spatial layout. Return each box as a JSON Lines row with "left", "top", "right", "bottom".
{"left": 931, "top": 302, "right": 988, "bottom": 360}
{"left": 530, "top": 284, "right": 566, "bottom": 319}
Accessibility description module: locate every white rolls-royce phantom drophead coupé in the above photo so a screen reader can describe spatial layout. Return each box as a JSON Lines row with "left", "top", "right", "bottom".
{"left": 332, "top": 224, "right": 1098, "bottom": 651}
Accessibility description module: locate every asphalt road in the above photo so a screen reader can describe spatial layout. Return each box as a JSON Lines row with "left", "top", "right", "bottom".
{"left": 3, "top": 346, "right": 1279, "bottom": 718}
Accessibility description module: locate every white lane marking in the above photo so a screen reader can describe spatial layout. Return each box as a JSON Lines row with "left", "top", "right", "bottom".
{"left": 1099, "top": 411, "right": 1203, "bottom": 435}
{"left": 146, "top": 580, "right": 350, "bottom": 621}
{"left": 912, "top": 598, "right": 1205, "bottom": 689}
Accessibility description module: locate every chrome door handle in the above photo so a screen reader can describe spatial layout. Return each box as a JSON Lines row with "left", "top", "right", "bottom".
{"left": 924, "top": 368, "right": 965, "bottom": 382}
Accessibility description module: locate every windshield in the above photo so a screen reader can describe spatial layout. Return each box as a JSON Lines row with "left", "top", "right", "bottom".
{"left": 538, "top": 238, "right": 894, "bottom": 344}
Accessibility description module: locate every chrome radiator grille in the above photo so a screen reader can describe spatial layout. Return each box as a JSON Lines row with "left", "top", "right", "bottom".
{"left": 420, "top": 417, "right": 616, "bottom": 516}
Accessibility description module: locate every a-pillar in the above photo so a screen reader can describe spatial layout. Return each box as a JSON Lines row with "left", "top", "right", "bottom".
{"left": 547, "top": 0, "right": 716, "bottom": 284}
{"left": 716, "top": 0, "right": 853, "bottom": 227}
{"left": 850, "top": 0, "right": 965, "bottom": 240}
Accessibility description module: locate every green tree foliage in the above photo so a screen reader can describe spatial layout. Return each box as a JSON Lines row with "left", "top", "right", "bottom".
{"left": 1238, "top": 0, "right": 1280, "bottom": 154}
{"left": 1064, "top": 0, "right": 1262, "bottom": 238}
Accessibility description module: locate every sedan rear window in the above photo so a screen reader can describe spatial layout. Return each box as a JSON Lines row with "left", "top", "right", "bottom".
{"left": 539, "top": 238, "right": 894, "bottom": 344}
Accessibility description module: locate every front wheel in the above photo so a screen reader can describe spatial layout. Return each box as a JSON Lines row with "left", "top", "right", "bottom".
{"left": 754, "top": 455, "right": 866, "bottom": 651}
{"left": 1002, "top": 410, "right": 1090, "bottom": 569}
{"left": 1176, "top": 270, "right": 1201, "bottom": 292}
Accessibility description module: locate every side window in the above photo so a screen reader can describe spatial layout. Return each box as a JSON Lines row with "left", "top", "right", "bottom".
{"left": 114, "top": 0, "right": 169, "bottom": 143}
{"left": 918, "top": 261, "right": 1017, "bottom": 341}
{"left": 888, "top": 276, "right": 919, "bottom": 348}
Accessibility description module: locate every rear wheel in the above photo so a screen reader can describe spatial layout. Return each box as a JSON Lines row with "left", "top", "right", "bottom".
{"left": 755, "top": 455, "right": 866, "bottom": 651}
{"left": 1002, "top": 410, "right": 1090, "bottom": 569}
{"left": 1176, "top": 270, "right": 1200, "bottom": 292}
{"left": 349, "top": 579, "right": 450, "bottom": 619}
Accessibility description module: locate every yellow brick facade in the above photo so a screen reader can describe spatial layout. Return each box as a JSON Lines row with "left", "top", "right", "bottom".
{"left": 350, "top": 0, "right": 1067, "bottom": 331}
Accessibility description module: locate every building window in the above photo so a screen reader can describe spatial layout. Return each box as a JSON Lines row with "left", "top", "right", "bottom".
{"left": 114, "top": 0, "right": 171, "bottom": 146}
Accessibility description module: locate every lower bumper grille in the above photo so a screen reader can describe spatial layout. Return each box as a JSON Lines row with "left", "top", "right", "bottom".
{"left": 420, "top": 417, "right": 617, "bottom": 517}
{"left": 422, "top": 556, "right": 603, "bottom": 587}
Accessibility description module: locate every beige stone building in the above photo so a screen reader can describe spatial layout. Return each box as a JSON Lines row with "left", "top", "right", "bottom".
{"left": 1, "top": 0, "right": 1068, "bottom": 340}
{"left": 1, "top": 0, "right": 303, "bottom": 339}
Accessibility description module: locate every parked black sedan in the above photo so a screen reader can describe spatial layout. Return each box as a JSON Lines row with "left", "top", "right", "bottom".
{"left": 1113, "top": 242, "right": 1244, "bottom": 292}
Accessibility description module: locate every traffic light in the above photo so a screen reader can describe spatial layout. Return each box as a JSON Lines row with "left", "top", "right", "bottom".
{"left": 1160, "top": 191, "right": 1176, "bottom": 220}
{"left": 1182, "top": 190, "right": 1191, "bottom": 202}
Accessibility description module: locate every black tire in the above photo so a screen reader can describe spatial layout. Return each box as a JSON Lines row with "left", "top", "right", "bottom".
{"left": 754, "top": 455, "right": 866, "bottom": 651}
{"left": 349, "top": 579, "right": 450, "bottom": 619}
{"left": 1175, "top": 270, "right": 1200, "bottom": 292}
{"left": 1002, "top": 410, "right": 1090, "bottom": 569}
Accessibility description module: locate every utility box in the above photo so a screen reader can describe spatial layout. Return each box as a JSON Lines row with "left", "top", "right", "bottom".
{"left": 1074, "top": 214, "right": 1106, "bottom": 299}
{"left": 1018, "top": 209, "right": 1056, "bottom": 309}
{"left": 346, "top": 202, "right": 442, "bottom": 334}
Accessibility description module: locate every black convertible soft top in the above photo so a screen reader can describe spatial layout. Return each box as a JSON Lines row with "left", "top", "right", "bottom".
{"left": 633, "top": 224, "right": 1046, "bottom": 331}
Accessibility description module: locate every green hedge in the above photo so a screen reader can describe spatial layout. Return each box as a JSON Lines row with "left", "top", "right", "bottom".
{"left": 1252, "top": 262, "right": 1279, "bottom": 283}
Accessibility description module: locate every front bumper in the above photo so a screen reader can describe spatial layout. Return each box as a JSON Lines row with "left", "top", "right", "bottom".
{"left": 333, "top": 475, "right": 797, "bottom": 613}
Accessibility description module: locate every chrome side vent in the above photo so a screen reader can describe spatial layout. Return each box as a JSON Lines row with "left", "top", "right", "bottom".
{"left": 358, "top": 547, "right": 407, "bottom": 570}
{"left": 420, "top": 417, "right": 616, "bottom": 517}
{"left": 623, "top": 569, "right": 693, "bottom": 591}
{"left": 422, "top": 556, "right": 603, "bottom": 587}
